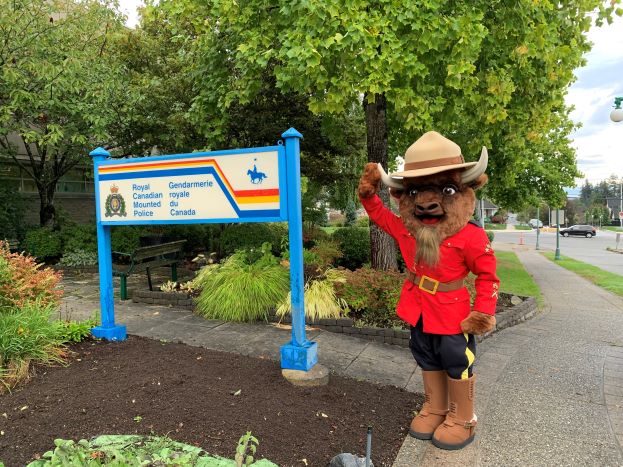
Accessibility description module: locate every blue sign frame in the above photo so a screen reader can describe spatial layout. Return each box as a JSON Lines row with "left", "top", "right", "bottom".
{"left": 90, "top": 128, "right": 317, "bottom": 371}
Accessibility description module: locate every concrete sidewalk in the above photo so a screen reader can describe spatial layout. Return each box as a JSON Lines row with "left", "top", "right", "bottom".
{"left": 394, "top": 246, "right": 623, "bottom": 466}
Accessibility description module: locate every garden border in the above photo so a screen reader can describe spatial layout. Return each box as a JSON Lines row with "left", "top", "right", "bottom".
{"left": 130, "top": 290, "right": 538, "bottom": 347}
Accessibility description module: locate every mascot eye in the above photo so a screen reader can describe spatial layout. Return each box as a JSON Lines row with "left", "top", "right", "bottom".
{"left": 408, "top": 188, "right": 419, "bottom": 197}
{"left": 442, "top": 185, "right": 457, "bottom": 196}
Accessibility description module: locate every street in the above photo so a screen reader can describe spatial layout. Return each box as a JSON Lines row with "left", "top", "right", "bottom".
{"left": 492, "top": 229, "right": 623, "bottom": 275}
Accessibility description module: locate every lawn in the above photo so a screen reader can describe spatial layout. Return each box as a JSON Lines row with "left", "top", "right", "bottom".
{"left": 513, "top": 224, "right": 532, "bottom": 230}
{"left": 542, "top": 252, "right": 623, "bottom": 297}
{"left": 485, "top": 223, "right": 507, "bottom": 230}
{"left": 495, "top": 251, "right": 543, "bottom": 305}
{"left": 603, "top": 226, "right": 623, "bottom": 232}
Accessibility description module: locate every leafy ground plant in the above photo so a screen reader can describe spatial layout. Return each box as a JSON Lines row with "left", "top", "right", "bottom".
{"left": 26, "top": 435, "right": 278, "bottom": 466}
{"left": 194, "top": 244, "right": 289, "bottom": 322}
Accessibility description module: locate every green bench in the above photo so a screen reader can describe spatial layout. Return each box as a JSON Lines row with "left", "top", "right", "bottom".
{"left": 113, "top": 240, "right": 186, "bottom": 300}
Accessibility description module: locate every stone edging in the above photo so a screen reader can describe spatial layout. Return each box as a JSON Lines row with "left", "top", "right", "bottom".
{"left": 132, "top": 289, "right": 194, "bottom": 309}
{"left": 131, "top": 289, "right": 538, "bottom": 347}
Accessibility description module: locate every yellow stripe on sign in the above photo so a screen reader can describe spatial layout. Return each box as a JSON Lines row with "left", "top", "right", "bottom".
{"left": 461, "top": 332, "right": 475, "bottom": 380}
{"left": 236, "top": 195, "right": 280, "bottom": 204}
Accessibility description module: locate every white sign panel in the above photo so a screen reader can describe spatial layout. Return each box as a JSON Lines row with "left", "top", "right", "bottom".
{"left": 95, "top": 148, "right": 285, "bottom": 224}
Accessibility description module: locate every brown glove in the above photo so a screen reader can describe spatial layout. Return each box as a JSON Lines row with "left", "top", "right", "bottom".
{"left": 460, "top": 311, "right": 496, "bottom": 335}
{"left": 358, "top": 162, "right": 381, "bottom": 198}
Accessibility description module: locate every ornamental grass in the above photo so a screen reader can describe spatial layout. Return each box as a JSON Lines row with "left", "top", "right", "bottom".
{"left": 193, "top": 246, "right": 290, "bottom": 322}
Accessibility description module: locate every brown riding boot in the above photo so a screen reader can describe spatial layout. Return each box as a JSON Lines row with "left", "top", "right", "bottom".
{"left": 432, "top": 375, "right": 477, "bottom": 450}
{"left": 409, "top": 370, "right": 449, "bottom": 440}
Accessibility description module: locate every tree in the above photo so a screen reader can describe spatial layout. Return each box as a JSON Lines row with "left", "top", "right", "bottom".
{"left": 344, "top": 198, "right": 357, "bottom": 227}
{"left": 171, "top": 0, "right": 620, "bottom": 269}
{"left": 0, "top": 0, "right": 125, "bottom": 226}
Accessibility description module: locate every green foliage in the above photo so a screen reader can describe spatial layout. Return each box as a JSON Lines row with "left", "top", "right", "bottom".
{"left": 344, "top": 198, "right": 357, "bottom": 227}
{"left": 0, "top": 0, "right": 127, "bottom": 227}
{"left": 57, "top": 319, "right": 96, "bottom": 344}
{"left": 61, "top": 224, "right": 97, "bottom": 254}
{"left": 332, "top": 228, "right": 370, "bottom": 270}
{"left": 514, "top": 224, "right": 532, "bottom": 231}
{"left": 486, "top": 230, "right": 495, "bottom": 243}
{"left": 23, "top": 228, "right": 62, "bottom": 261}
{"left": 0, "top": 186, "right": 25, "bottom": 241}
{"left": 336, "top": 267, "right": 405, "bottom": 329}
{"left": 194, "top": 244, "right": 289, "bottom": 322}
{"left": 309, "top": 239, "right": 343, "bottom": 269}
{"left": 235, "top": 432, "right": 259, "bottom": 467}
{"left": 0, "top": 302, "right": 66, "bottom": 391}
{"left": 219, "top": 224, "right": 285, "bottom": 257}
{"left": 111, "top": 226, "right": 145, "bottom": 253}
{"left": 58, "top": 250, "right": 98, "bottom": 268}
{"left": 356, "top": 217, "right": 370, "bottom": 229}
{"left": 27, "top": 434, "right": 278, "bottom": 467}
{"left": 277, "top": 269, "right": 348, "bottom": 321}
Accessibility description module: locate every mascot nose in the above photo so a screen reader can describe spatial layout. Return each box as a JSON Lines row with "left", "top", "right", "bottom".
{"left": 416, "top": 202, "right": 440, "bottom": 213}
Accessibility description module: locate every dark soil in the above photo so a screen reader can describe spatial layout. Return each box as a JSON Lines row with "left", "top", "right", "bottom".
{"left": 0, "top": 336, "right": 422, "bottom": 467}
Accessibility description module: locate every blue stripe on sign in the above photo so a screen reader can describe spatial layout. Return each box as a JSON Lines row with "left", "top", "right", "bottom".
{"left": 99, "top": 166, "right": 279, "bottom": 218}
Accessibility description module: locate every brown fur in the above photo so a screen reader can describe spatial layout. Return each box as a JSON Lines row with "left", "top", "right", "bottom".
{"left": 460, "top": 311, "right": 496, "bottom": 335}
{"left": 415, "top": 227, "right": 442, "bottom": 267}
{"left": 358, "top": 162, "right": 381, "bottom": 198}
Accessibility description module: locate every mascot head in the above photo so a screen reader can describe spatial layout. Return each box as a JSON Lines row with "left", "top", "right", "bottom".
{"left": 379, "top": 131, "right": 489, "bottom": 267}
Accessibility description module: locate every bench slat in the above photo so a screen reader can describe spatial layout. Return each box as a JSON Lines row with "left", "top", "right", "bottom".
{"left": 132, "top": 240, "right": 186, "bottom": 261}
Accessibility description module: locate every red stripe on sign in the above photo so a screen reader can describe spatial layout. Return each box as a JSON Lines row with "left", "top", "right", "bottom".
{"left": 234, "top": 189, "right": 280, "bottom": 197}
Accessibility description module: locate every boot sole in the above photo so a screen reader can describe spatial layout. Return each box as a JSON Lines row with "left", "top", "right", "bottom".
{"left": 409, "top": 429, "right": 433, "bottom": 440}
{"left": 432, "top": 434, "right": 475, "bottom": 450}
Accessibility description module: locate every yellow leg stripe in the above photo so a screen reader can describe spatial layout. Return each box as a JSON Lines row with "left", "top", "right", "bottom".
{"left": 461, "top": 332, "right": 475, "bottom": 380}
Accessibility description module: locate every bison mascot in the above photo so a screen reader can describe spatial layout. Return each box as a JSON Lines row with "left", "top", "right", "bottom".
{"left": 358, "top": 131, "right": 499, "bottom": 450}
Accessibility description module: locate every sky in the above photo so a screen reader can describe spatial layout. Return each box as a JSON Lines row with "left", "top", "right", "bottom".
{"left": 118, "top": 2, "right": 623, "bottom": 187}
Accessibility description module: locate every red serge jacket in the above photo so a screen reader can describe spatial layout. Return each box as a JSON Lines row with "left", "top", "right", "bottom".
{"left": 360, "top": 194, "right": 499, "bottom": 335}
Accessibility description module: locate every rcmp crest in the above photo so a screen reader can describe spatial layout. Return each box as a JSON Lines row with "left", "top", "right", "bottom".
{"left": 105, "top": 185, "right": 127, "bottom": 217}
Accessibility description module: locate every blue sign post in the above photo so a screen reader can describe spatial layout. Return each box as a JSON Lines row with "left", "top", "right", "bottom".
{"left": 89, "top": 128, "right": 317, "bottom": 371}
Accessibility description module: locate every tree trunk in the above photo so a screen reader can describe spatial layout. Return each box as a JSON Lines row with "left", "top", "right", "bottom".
{"left": 39, "top": 184, "right": 56, "bottom": 227}
{"left": 364, "top": 92, "right": 398, "bottom": 271}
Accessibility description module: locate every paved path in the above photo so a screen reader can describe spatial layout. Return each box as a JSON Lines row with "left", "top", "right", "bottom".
{"left": 394, "top": 246, "right": 623, "bottom": 466}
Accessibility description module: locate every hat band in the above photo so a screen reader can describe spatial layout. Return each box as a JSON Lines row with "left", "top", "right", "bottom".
{"left": 404, "top": 156, "right": 464, "bottom": 171}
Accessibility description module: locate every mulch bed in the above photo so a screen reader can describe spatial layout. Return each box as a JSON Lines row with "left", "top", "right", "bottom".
{"left": 0, "top": 336, "right": 422, "bottom": 467}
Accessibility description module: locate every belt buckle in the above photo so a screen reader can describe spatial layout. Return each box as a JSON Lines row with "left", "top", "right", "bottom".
{"left": 418, "top": 275, "right": 439, "bottom": 295}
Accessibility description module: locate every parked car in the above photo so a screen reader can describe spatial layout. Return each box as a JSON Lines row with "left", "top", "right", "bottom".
{"left": 559, "top": 225, "right": 596, "bottom": 238}
{"left": 528, "top": 219, "right": 543, "bottom": 228}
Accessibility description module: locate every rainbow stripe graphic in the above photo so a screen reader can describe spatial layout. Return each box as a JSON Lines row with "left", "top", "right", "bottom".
{"left": 97, "top": 155, "right": 281, "bottom": 219}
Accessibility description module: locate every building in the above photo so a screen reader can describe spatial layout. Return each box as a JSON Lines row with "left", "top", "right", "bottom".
{"left": 0, "top": 135, "right": 95, "bottom": 226}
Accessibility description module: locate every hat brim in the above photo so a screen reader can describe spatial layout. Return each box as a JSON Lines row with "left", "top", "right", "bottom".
{"left": 390, "top": 161, "right": 477, "bottom": 180}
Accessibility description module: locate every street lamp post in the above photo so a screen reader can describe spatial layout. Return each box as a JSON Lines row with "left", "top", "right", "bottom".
{"left": 536, "top": 206, "right": 540, "bottom": 250}
{"left": 555, "top": 207, "right": 561, "bottom": 260}
{"left": 612, "top": 97, "right": 623, "bottom": 227}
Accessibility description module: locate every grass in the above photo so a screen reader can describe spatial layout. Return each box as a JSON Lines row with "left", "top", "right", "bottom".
{"left": 603, "top": 226, "right": 623, "bottom": 232}
{"left": 320, "top": 226, "right": 340, "bottom": 235}
{"left": 484, "top": 223, "right": 507, "bottom": 230}
{"left": 542, "top": 252, "right": 623, "bottom": 297}
{"left": 513, "top": 224, "right": 532, "bottom": 230}
{"left": 495, "top": 251, "right": 543, "bottom": 306}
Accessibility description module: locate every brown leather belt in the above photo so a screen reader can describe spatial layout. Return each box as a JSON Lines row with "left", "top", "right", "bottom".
{"left": 406, "top": 270, "right": 465, "bottom": 295}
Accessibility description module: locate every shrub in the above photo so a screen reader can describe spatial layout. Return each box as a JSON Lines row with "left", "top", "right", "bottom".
{"left": 0, "top": 241, "right": 63, "bottom": 309}
{"left": 356, "top": 216, "right": 370, "bottom": 228}
{"left": 332, "top": 227, "right": 370, "bottom": 270}
{"left": 0, "top": 185, "right": 25, "bottom": 241}
{"left": 61, "top": 223, "right": 97, "bottom": 254}
{"left": 194, "top": 244, "right": 289, "bottom": 322}
{"left": 302, "top": 225, "right": 330, "bottom": 248}
{"left": 58, "top": 249, "right": 98, "bottom": 267}
{"left": 23, "top": 227, "right": 62, "bottom": 261}
{"left": 344, "top": 199, "right": 357, "bottom": 226}
{"left": 336, "top": 267, "right": 403, "bottom": 313}
{"left": 309, "top": 239, "right": 343, "bottom": 268}
{"left": 276, "top": 269, "right": 349, "bottom": 321}
{"left": 219, "top": 224, "right": 283, "bottom": 257}
{"left": 0, "top": 302, "right": 66, "bottom": 392}
{"left": 486, "top": 230, "right": 495, "bottom": 242}
{"left": 111, "top": 226, "right": 145, "bottom": 253}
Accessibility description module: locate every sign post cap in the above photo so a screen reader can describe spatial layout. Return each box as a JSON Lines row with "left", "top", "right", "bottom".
{"left": 281, "top": 127, "right": 303, "bottom": 139}
{"left": 90, "top": 147, "right": 111, "bottom": 158}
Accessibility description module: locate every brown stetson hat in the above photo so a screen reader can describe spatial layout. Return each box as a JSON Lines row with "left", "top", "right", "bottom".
{"left": 392, "top": 131, "right": 477, "bottom": 178}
